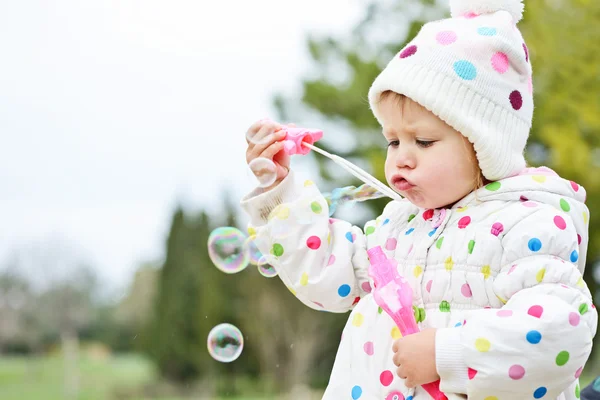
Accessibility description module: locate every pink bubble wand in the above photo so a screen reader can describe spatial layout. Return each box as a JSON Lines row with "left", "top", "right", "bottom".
{"left": 367, "top": 246, "right": 447, "bottom": 400}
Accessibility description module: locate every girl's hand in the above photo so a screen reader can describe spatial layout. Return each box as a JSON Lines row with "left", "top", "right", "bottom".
{"left": 245, "top": 119, "right": 291, "bottom": 191}
{"left": 392, "top": 328, "right": 439, "bottom": 388}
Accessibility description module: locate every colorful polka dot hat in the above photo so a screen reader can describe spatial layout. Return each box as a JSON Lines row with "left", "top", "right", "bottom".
{"left": 368, "top": 0, "right": 532, "bottom": 181}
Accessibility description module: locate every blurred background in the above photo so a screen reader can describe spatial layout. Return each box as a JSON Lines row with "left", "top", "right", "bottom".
{"left": 0, "top": 0, "right": 598, "bottom": 399}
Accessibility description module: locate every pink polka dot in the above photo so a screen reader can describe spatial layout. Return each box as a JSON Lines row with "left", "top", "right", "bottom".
{"left": 385, "top": 238, "right": 397, "bottom": 251}
{"left": 327, "top": 254, "right": 336, "bottom": 266}
{"left": 508, "top": 364, "right": 526, "bottom": 380}
{"left": 328, "top": 218, "right": 336, "bottom": 224}
{"left": 510, "top": 90, "right": 523, "bottom": 110}
{"left": 306, "top": 236, "right": 321, "bottom": 250}
{"left": 553, "top": 216, "right": 567, "bottom": 230}
{"left": 464, "top": 11, "right": 479, "bottom": 18}
{"left": 380, "top": 370, "right": 394, "bottom": 386}
{"left": 570, "top": 181, "right": 580, "bottom": 192}
{"left": 461, "top": 283, "right": 472, "bottom": 298}
{"left": 426, "top": 280, "right": 433, "bottom": 293}
{"left": 508, "top": 264, "right": 517, "bottom": 274}
{"left": 491, "top": 52, "right": 509, "bottom": 74}
{"left": 436, "top": 31, "right": 457, "bottom": 45}
{"left": 364, "top": 341, "right": 374, "bottom": 355}
{"left": 458, "top": 216, "right": 471, "bottom": 229}
{"left": 361, "top": 281, "right": 372, "bottom": 293}
{"left": 491, "top": 222, "right": 504, "bottom": 236}
{"left": 399, "top": 45, "right": 417, "bottom": 59}
{"left": 577, "top": 234, "right": 582, "bottom": 245}
{"left": 497, "top": 309, "right": 513, "bottom": 317}
{"left": 528, "top": 305, "right": 544, "bottom": 318}
{"left": 407, "top": 244, "right": 414, "bottom": 256}
{"left": 575, "top": 366, "right": 583, "bottom": 378}
{"left": 468, "top": 367, "right": 478, "bottom": 379}
{"left": 523, "top": 43, "right": 529, "bottom": 62}
{"left": 522, "top": 201, "right": 537, "bottom": 207}
{"left": 569, "top": 312, "right": 580, "bottom": 326}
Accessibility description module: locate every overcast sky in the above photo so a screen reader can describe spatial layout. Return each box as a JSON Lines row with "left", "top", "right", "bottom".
{"left": 0, "top": 1, "right": 363, "bottom": 291}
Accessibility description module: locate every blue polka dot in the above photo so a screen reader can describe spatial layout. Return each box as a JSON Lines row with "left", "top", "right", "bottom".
{"left": 428, "top": 228, "right": 437, "bottom": 237}
{"left": 338, "top": 284, "right": 351, "bottom": 297}
{"left": 383, "top": 218, "right": 390, "bottom": 226}
{"left": 571, "top": 250, "right": 579, "bottom": 263}
{"left": 526, "top": 330, "right": 542, "bottom": 344}
{"left": 477, "top": 27, "right": 497, "bottom": 36}
{"left": 455, "top": 322, "right": 462, "bottom": 327}
{"left": 405, "top": 228, "right": 415, "bottom": 235}
{"left": 345, "top": 232, "right": 354, "bottom": 243}
{"left": 453, "top": 60, "right": 477, "bottom": 80}
{"left": 351, "top": 385, "right": 362, "bottom": 399}
{"left": 534, "top": 386, "right": 547, "bottom": 398}
{"left": 528, "top": 238, "right": 542, "bottom": 252}
{"left": 407, "top": 397, "right": 413, "bottom": 400}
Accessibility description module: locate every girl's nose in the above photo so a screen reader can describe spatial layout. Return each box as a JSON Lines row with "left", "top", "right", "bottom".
{"left": 395, "top": 147, "right": 416, "bottom": 169}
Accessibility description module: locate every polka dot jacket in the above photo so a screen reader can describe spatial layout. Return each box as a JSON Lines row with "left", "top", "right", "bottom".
{"left": 241, "top": 167, "right": 597, "bottom": 400}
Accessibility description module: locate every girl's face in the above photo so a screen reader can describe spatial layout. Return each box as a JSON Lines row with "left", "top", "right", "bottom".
{"left": 380, "top": 94, "right": 481, "bottom": 210}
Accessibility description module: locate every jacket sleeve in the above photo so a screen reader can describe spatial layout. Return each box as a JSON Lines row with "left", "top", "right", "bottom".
{"left": 240, "top": 171, "right": 378, "bottom": 313}
{"left": 435, "top": 204, "right": 597, "bottom": 399}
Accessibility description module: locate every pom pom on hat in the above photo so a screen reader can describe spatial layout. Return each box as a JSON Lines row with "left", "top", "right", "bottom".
{"left": 450, "top": 0, "right": 524, "bottom": 23}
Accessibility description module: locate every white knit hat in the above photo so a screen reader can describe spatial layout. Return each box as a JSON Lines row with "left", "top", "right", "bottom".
{"left": 368, "top": 0, "right": 532, "bottom": 181}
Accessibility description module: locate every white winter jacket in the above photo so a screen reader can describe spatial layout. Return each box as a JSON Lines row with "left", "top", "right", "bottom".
{"left": 241, "top": 167, "right": 597, "bottom": 400}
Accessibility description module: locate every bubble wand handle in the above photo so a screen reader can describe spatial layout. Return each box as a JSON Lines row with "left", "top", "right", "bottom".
{"left": 367, "top": 246, "right": 448, "bottom": 400}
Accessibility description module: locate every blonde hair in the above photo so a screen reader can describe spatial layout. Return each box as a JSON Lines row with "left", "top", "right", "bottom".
{"left": 378, "top": 90, "right": 487, "bottom": 192}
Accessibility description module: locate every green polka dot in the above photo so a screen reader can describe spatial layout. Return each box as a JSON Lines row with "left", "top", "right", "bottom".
{"left": 556, "top": 351, "right": 570, "bottom": 366}
{"left": 485, "top": 182, "right": 501, "bottom": 191}
{"left": 560, "top": 199, "right": 571, "bottom": 212}
{"left": 408, "top": 214, "right": 416, "bottom": 223}
{"left": 436, "top": 237, "right": 444, "bottom": 249}
{"left": 311, "top": 201, "right": 322, "bottom": 214}
{"left": 579, "top": 303, "right": 589, "bottom": 315}
{"left": 468, "top": 240, "right": 475, "bottom": 254}
{"left": 272, "top": 243, "right": 284, "bottom": 257}
{"left": 418, "top": 307, "right": 426, "bottom": 322}
{"left": 365, "top": 226, "right": 375, "bottom": 236}
{"left": 378, "top": 306, "right": 383, "bottom": 314}
{"left": 440, "top": 301, "right": 451, "bottom": 312}
{"left": 576, "top": 383, "right": 580, "bottom": 398}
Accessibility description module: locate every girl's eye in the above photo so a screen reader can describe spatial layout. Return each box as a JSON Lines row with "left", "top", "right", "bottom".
{"left": 387, "top": 140, "right": 399, "bottom": 148}
{"left": 416, "top": 139, "right": 435, "bottom": 148}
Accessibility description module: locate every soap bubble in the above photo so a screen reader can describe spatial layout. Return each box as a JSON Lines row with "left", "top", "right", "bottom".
{"left": 207, "top": 227, "right": 250, "bottom": 274}
{"left": 207, "top": 323, "right": 244, "bottom": 363}
{"left": 257, "top": 256, "right": 277, "bottom": 278}
{"left": 248, "top": 157, "right": 277, "bottom": 188}
{"left": 246, "top": 119, "right": 280, "bottom": 145}
{"left": 244, "top": 237, "right": 262, "bottom": 265}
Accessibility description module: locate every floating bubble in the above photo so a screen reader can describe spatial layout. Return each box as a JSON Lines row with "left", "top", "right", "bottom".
{"left": 244, "top": 237, "right": 262, "bottom": 265}
{"left": 248, "top": 157, "right": 277, "bottom": 188}
{"left": 207, "top": 227, "right": 250, "bottom": 274}
{"left": 246, "top": 119, "right": 280, "bottom": 145}
{"left": 207, "top": 323, "right": 244, "bottom": 363}
{"left": 257, "top": 255, "right": 277, "bottom": 278}
{"left": 324, "top": 184, "right": 385, "bottom": 216}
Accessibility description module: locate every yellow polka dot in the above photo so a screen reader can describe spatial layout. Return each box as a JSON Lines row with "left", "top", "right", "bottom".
{"left": 583, "top": 211, "right": 589, "bottom": 225}
{"left": 577, "top": 277, "right": 585, "bottom": 288}
{"left": 352, "top": 313, "right": 364, "bottom": 327}
{"left": 456, "top": 206, "right": 468, "bottom": 213}
{"left": 413, "top": 266, "right": 423, "bottom": 278}
{"left": 536, "top": 268, "right": 545, "bottom": 283}
{"left": 270, "top": 205, "right": 290, "bottom": 220}
{"left": 475, "top": 338, "right": 491, "bottom": 352}
{"left": 304, "top": 180, "right": 314, "bottom": 187}
{"left": 247, "top": 227, "right": 256, "bottom": 237}
{"left": 391, "top": 326, "right": 402, "bottom": 340}
{"left": 484, "top": 397, "right": 499, "bottom": 400}
{"left": 481, "top": 265, "right": 491, "bottom": 280}
{"left": 327, "top": 232, "right": 331, "bottom": 245}
{"left": 300, "top": 272, "right": 309, "bottom": 286}
{"left": 445, "top": 257, "right": 454, "bottom": 271}
{"left": 532, "top": 175, "right": 547, "bottom": 183}
{"left": 496, "top": 294, "right": 507, "bottom": 304}
{"left": 287, "top": 286, "right": 297, "bottom": 296}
